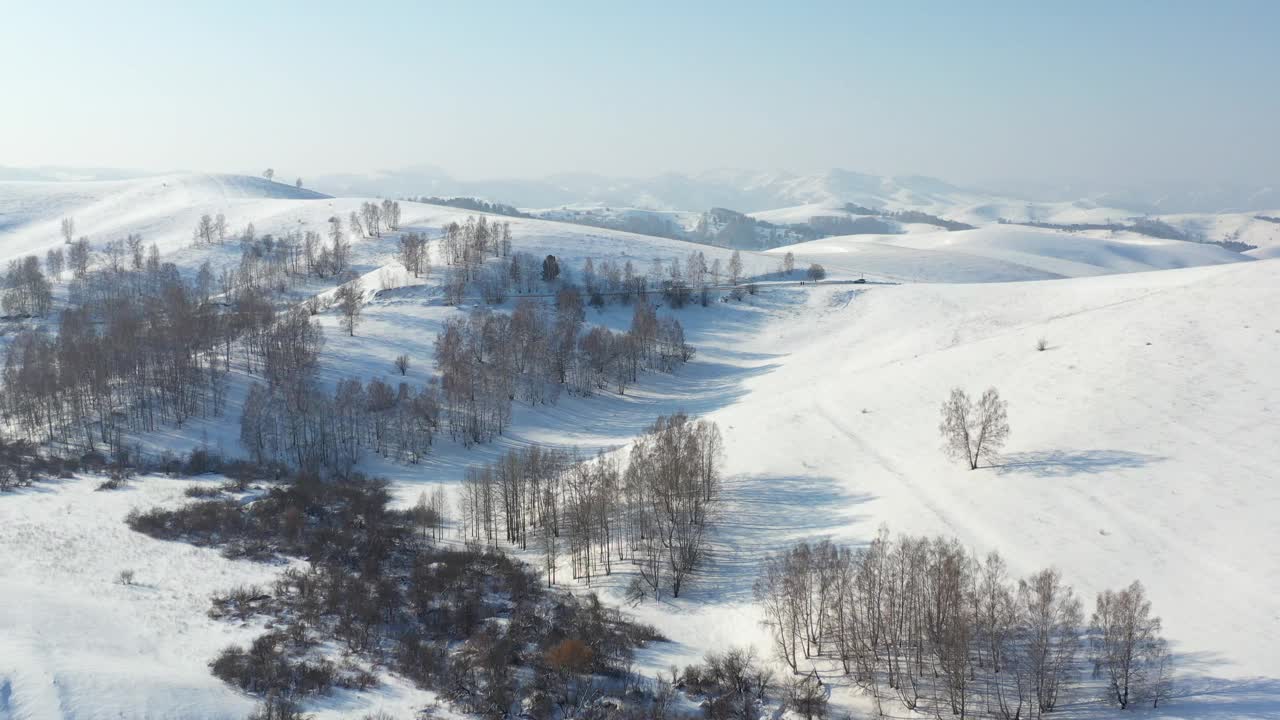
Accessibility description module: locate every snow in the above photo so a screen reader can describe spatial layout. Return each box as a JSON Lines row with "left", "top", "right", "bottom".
{"left": 2, "top": 173, "right": 1278, "bottom": 719}
{"left": 0, "top": 476, "right": 279, "bottom": 720}
{"left": 588, "top": 258, "right": 1280, "bottom": 718}
{"left": 770, "top": 225, "right": 1250, "bottom": 282}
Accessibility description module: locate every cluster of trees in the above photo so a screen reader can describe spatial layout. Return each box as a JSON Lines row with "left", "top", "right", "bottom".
{"left": 2, "top": 256, "right": 53, "bottom": 316}
{"left": 193, "top": 213, "right": 230, "bottom": 245}
{"left": 886, "top": 210, "right": 975, "bottom": 231}
{"left": 241, "top": 373, "right": 442, "bottom": 471}
{"left": 2, "top": 254, "right": 233, "bottom": 454}
{"left": 458, "top": 413, "right": 723, "bottom": 600}
{"left": 397, "top": 231, "right": 430, "bottom": 278}
{"left": 569, "top": 248, "right": 746, "bottom": 310}
{"left": 807, "top": 215, "right": 896, "bottom": 236}
{"left": 692, "top": 207, "right": 817, "bottom": 250}
{"left": 434, "top": 227, "right": 752, "bottom": 314}
{"left": 409, "top": 196, "right": 531, "bottom": 218}
{"left": 999, "top": 216, "right": 1196, "bottom": 243}
{"left": 128, "top": 470, "right": 665, "bottom": 719}
{"left": 441, "top": 215, "right": 512, "bottom": 277}
{"left": 352, "top": 199, "right": 402, "bottom": 238}
{"left": 236, "top": 308, "right": 444, "bottom": 472}
{"left": 755, "top": 531, "right": 1171, "bottom": 718}
{"left": 435, "top": 298, "right": 693, "bottom": 446}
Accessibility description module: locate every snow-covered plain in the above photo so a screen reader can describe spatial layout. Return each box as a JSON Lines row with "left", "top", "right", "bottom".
{"left": 1, "top": 174, "right": 1278, "bottom": 719}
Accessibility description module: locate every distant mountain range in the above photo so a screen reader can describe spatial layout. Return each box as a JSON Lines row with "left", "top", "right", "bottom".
{"left": 3, "top": 164, "right": 1275, "bottom": 216}
{"left": 309, "top": 166, "right": 1280, "bottom": 216}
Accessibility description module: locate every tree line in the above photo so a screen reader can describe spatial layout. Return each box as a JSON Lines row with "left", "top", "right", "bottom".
{"left": 754, "top": 530, "right": 1171, "bottom": 718}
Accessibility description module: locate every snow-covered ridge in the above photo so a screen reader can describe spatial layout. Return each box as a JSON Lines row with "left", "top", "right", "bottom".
{"left": 770, "top": 225, "right": 1251, "bottom": 283}
{"left": 0, "top": 173, "right": 329, "bottom": 261}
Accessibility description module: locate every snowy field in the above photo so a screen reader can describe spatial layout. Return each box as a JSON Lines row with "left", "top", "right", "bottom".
{"left": 1, "top": 174, "right": 1277, "bottom": 719}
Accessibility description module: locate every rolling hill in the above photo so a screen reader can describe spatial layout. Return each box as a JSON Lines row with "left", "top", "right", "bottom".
{"left": 0, "top": 173, "right": 1277, "bottom": 719}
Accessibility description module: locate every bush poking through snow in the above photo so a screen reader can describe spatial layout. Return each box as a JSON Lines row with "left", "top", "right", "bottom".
{"left": 245, "top": 692, "right": 309, "bottom": 720}
{"left": 680, "top": 647, "right": 774, "bottom": 720}
{"left": 117, "top": 569, "right": 136, "bottom": 586}
{"left": 184, "top": 484, "right": 224, "bottom": 498}
{"left": 209, "top": 585, "right": 270, "bottom": 621}
{"left": 1037, "top": 337, "right": 1049, "bottom": 351}
{"left": 129, "top": 469, "right": 665, "bottom": 712}
{"left": 787, "top": 672, "right": 828, "bottom": 720}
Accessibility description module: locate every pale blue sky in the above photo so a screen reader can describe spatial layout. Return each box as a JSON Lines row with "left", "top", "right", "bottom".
{"left": 1, "top": 0, "right": 1276, "bottom": 185}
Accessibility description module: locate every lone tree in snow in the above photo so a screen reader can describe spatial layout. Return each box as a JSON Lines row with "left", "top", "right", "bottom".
{"left": 263, "top": 168, "right": 275, "bottom": 182}
{"left": 939, "top": 386, "right": 1009, "bottom": 469}
{"left": 394, "top": 353, "right": 410, "bottom": 375}
{"left": 783, "top": 251, "right": 795, "bottom": 274}
{"left": 334, "top": 278, "right": 364, "bottom": 336}
{"left": 728, "top": 249, "right": 744, "bottom": 285}
{"left": 295, "top": 177, "right": 302, "bottom": 189}
{"left": 60, "top": 217, "right": 75, "bottom": 245}
{"left": 542, "top": 254, "right": 560, "bottom": 283}
{"left": 806, "top": 263, "right": 826, "bottom": 281}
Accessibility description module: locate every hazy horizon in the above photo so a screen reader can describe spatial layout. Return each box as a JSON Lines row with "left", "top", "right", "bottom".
{"left": 3, "top": 1, "right": 1278, "bottom": 188}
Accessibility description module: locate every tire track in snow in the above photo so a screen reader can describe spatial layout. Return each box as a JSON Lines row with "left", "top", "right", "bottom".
{"left": 813, "top": 401, "right": 964, "bottom": 539}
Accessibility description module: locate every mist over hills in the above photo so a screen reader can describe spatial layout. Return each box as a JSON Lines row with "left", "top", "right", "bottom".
{"left": 6, "top": 163, "right": 1276, "bottom": 216}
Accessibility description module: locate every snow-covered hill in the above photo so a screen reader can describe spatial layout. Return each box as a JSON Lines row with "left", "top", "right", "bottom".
{"left": 770, "top": 225, "right": 1251, "bottom": 283}
{"left": 653, "top": 258, "right": 1280, "bottom": 712}
{"left": 1, "top": 173, "right": 1277, "bottom": 719}
{"left": 0, "top": 174, "right": 328, "bottom": 261}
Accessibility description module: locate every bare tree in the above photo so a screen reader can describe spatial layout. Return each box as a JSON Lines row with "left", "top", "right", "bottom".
{"left": 806, "top": 263, "right": 826, "bottom": 281}
{"left": 542, "top": 255, "right": 560, "bottom": 283}
{"left": 335, "top": 278, "right": 364, "bottom": 336}
{"left": 394, "top": 354, "right": 410, "bottom": 376}
{"left": 939, "top": 387, "right": 1009, "bottom": 469}
{"left": 60, "top": 217, "right": 75, "bottom": 245}
{"left": 263, "top": 168, "right": 275, "bottom": 182}
{"left": 2, "top": 257, "right": 53, "bottom": 316}
{"left": 1091, "top": 580, "right": 1166, "bottom": 709}
{"left": 398, "top": 232, "right": 427, "bottom": 277}
{"left": 783, "top": 251, "right": 795, "bottom": 274}
{"left": 728, "top": 250, "right": 744, "bottom": 285}
{"left": 295, "top": 177, "right": 303, "bottom": 189}
{"left": 68, "top": 238, "right": 92, "bottom": 279}
{"left": 361, "top": 202, "right": 383, "bottom": 238}
{"left": 1019, "top": 568, "right": 1082, "bottom": 714}
{"left": 381, "top": 199, "right": 401, "bottom": 231}
{"left": 195, "top": 214, "right": 216, "bottom": 244}
{"left": 45, "top": 248, "right": 65, "bottom": 278}
{"left": 126, "top": 233, "right": 145, "bottom": 270}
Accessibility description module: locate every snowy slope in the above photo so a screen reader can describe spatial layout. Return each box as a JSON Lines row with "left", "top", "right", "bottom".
{"left": 0, "top": 174, "right": 328, "bottom": 260}
{"left": 2, "top": 174, "right": 1277, "bottom": 719}
{"left": 585, "top": 259, "right": 1280, "bottom": 718}
{"left": 771, "top": 225, "right": 1250, "bottom": 282}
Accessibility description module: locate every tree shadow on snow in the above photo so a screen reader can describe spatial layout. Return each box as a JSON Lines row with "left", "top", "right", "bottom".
{"left": 1120, "top": 649, "right": 1280, "bottom": 719}
{"left": 675, "top": 474, "right": 875, "bottom": 607}
{"left": 989, "top": 449, "right": 1163, "bottom": 478}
